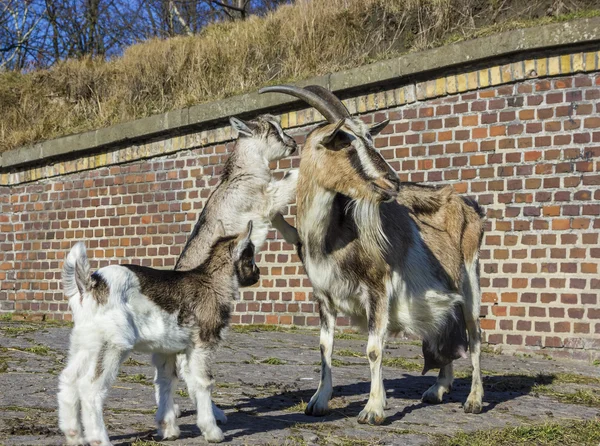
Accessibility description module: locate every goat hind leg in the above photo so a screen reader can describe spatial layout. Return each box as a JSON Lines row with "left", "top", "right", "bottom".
{"left": 177, "top": 354, "right": 227, "bottom": 424}
{"left": 153, "top": 353, "right": 180, "bottom": 440}
{"left": 305, "top": 301, "right": 336, "bottom": 417}
{"left": 463, "top": 318, "right": 483, "bottom": 413}
{"left": 463, "top": 259, "right": 484, "bottom": 414}
{"left": 422, "top": 362, "right": 453, "bottom": 404}
{"left": 58, "top": 349, "right": 86, "bottom": 445}
{"left": 78, "top": 347, "right": 129, "bottom": 446}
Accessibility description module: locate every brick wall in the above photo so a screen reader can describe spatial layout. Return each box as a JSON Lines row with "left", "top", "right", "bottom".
{"left": 1, "top": 51, "right": 599, "bottom": 360}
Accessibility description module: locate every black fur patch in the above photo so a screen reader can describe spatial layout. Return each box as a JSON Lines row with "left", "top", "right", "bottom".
{"left": 421, "top": 304, "right": 469, "bottom": 374}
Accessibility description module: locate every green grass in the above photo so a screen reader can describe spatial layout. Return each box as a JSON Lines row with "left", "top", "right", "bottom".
{"left": 434, "top": 419, "right": 600, "bottom": 446}
{"left": 335, "top": 331, "right": 366, "bottom": 340}
{"left": 534, "top": 387, "right": 600, "bottom": 408}
{"left": 119, "top": 373, "right": 153, "bottom": 386}
{"left": 330, "top": 359, "right": 353, "bottom": 367}
{"left": 381, "top": 356, "right": 422, "bottom": 372}
{"left": 231, "top": 324, "right": 298, "bottom": 333}
{"left": 0, "top": 325, "right": 40, "bottom": 337}
{"left": 336, "top": 349, "right": 364, "bottom": 358}
{"left": 4, "top": 345, "right": 52, "bottom": 356}
{"left": 176, "top": 388, "right": 189, "bottom": 398}
{"left": 284, "top": 400, "right": 308, "bottom": 413}
{"left": 261, "top": 357, "right": 287, "bottom": 365}
{"left": 1, "top": 313, "right": 13, "bottom": 321}
{"left": 481, "top": 344, "right": 502, "bottom": 355}
{"left": 593, "top": 359, "right": 600, "bottom": 366}
{"left": 123, "top": 357, "right": 147, "bottom": 367}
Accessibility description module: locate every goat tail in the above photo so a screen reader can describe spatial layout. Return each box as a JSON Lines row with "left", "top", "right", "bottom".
{"left": 63, "top": 242, "right": 93, "bottom": 299}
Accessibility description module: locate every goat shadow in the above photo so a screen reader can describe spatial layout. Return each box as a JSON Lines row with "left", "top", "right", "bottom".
{"left": 110, "top": 372, "right": 556, "bottom": 444}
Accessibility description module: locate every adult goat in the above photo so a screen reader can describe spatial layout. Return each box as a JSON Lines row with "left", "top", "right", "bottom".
{"left": 259, "top": 85, "right": 484, "bottom": 424}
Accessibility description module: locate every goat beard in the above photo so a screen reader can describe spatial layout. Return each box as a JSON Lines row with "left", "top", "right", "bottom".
{"left": 347, "top": 198, "right": 389, "bottom": 256}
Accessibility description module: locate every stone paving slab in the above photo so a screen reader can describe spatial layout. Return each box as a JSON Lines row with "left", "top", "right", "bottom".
{"left": 0, "top": 321, "right": 599, "bottom": 445}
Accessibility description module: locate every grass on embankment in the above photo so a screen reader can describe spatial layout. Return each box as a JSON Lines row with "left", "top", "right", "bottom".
{"left": 1, "top": 0, "right": 599, "bottom": 153}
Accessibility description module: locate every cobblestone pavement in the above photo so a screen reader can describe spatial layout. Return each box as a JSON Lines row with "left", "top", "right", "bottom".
{"left": 1, "top": 320, "right": 599, "bottom": 445}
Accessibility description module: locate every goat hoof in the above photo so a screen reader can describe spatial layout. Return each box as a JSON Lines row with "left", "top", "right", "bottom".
{"left": 203, "top": 426, "right": 224, "bottom": 443}
{"left": 305, "top": 400, "right": 329, "bottom": 417}
{"left": 160, "top": 424, "right": 180, "bottom": 440}
{"left": 464, "top": 397, "right": 483, "bottom": 414}
{"left": 64, "top": 430, "right": 85, "bottom": 445}
{"left": 174, "top": 404, "right": 182, "bottom": 418}
{"left": 357, "top": 408, "right": 385, "bottom": 425}
{"left": 421, "top": 385, "right": 445, "bottom": 404}
{"left": 213, "top": 406, "right": 228, "bottom": 425}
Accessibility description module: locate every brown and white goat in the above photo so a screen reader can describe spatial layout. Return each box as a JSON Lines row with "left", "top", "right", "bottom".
{"left": 58, "top": 222, "right": 259, "bottom": 445}
{"left": 259, "top": 85, "right": 484, "bottom": 424}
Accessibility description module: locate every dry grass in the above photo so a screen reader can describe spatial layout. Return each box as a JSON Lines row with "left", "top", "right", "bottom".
{"left": 1, "top": 0, "right": 598, "bottom": 153}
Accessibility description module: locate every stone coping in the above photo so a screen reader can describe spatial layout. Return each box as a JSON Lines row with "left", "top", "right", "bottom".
{"left": 1, "top": 16, "right": 599, "bottom": 173}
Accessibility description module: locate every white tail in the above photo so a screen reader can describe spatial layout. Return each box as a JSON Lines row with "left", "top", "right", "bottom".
{"left": 62, "top": 242, "right": 92, "bottom": 299}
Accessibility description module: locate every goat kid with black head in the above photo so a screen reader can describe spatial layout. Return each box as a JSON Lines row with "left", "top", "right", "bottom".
{"left": 58, "top": 222, "right": 259, "bottom": 445}
{"left": 259, "top": 85, "right": 484, "bottom": 425}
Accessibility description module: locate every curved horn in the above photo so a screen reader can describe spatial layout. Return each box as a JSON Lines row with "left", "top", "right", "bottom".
{"left": 258, "top": 85, "right": 345, "bottom": 123}
{"left": 304, "top": 85, "right": 350, "bottom": 119}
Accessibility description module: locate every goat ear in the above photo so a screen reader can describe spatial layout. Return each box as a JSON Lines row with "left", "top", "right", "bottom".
{"left": 369, "top": 119, "right": 389, "bottom": 136}
{"left": 230, "top": 117, "right": 254, "bottom": 137}
{"left": 214, "top": 220, "right": 226, "bottom": 241}
{"left": 234, "top": 221, "right": 253, "bottom": 259}
{"left": 320, "top": 119, "right": 346, "bottom": 147}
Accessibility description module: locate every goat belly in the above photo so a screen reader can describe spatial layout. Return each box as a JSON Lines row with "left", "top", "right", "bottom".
{"left": 421, "top": 303, "right": 469, "bottom": 374}
{"left": 128, "top": 294, "right": 193, "bottom": 353}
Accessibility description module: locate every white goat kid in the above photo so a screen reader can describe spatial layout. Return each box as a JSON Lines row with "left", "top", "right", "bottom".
{"left": 58, "top": 222, "right": 259, "bottom": 445}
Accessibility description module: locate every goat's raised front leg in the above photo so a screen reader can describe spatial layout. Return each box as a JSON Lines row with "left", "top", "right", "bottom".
{"left": 269, "top": 169, "right": 298, "bottom": 211}
{"left": 305, "top": 299, "right": 336, "bottom": 416}
{"left": 358, "top": 290, "right": 388, "bottom": 425}
{"left": 58, "top": 348, "right": 85, "bottom": 445}
{"left": 186, "top": 347, "right": 224, "bottom": 443}
{"left": 153, "top": 353, "right": 180, "bottom": 440}
{"left": 422, "top": 362, "right": 454, "bottom": 404}
{"left": 78, "top": 345, "right": 129, "bottom": 446}
{"left": 270, "top": 212, "right": 299, "bottom": 245}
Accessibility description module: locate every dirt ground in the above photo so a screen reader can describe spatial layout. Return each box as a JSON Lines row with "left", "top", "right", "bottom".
{"left": 0, "top": 320, "right": 599, "bottom": 445}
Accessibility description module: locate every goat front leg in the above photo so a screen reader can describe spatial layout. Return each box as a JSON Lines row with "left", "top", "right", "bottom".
{"left": 177, "top": 354, "right": 227, "bottom": 424}
{"left": 152, "top": 353, "right": 180, "bottom": 440}
{"left": 268, "top": 169, "right": 298, "bottom": 211}
{"left": 186, "top": 347, "right": 224, "bottom": 443}
{"left": 358, "top": 290, "right": 388, "bottom": 425}
{"left": 305, "top": 299, "right": 336, "bottom": 416}
{"left": 270, "top": 212, "right": 299, "bottom": 245}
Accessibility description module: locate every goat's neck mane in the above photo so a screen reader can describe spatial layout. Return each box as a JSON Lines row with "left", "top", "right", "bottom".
{"left": 221, "top": 138, "right": 271, "bottom": 182}
{"left": 190, "top": 237, "right": 236, "bottom": 286}
{"left": 298, "top": 179, "right": 387, "bottom": 258}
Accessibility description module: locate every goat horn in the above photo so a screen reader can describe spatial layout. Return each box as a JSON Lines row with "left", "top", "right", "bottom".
{"left": 304, "top": 85, "right": 350, "bottom": 119}
{"left": 258, "top": 85, "right": 346, "bottom": 123}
